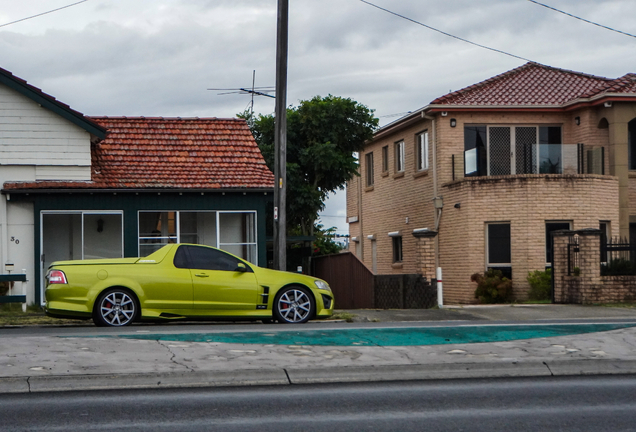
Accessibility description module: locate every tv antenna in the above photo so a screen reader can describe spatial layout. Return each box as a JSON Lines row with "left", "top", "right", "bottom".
{"left": 208, "top": 70, "right": 275, "bottom": 117}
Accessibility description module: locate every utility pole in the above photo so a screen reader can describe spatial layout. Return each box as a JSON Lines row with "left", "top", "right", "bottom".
{"left": 273, "top": 0, "right": 288, "bottom": 271}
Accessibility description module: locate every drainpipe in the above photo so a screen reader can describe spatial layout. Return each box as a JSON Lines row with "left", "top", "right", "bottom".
{"left": 423, "top": 113, "right": 440, "bottom": 265}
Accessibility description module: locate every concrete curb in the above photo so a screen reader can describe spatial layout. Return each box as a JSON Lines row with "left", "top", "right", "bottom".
{"left": 2, "top": 359, "right": 636, "bottom": 394}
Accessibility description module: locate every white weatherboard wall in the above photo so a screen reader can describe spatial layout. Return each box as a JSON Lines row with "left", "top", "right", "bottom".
{"left": 0, "top": 82, "right": 94, "bottom": 304}
{"left": 0, "top": 85, "right": 92, "bottom": 171}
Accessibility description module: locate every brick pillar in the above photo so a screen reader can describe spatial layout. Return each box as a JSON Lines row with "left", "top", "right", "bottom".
{"left": 576, "top": 229, "right": 602, "bottom": 303}
{"left": 551, "top": 230, "right": 570, "bottom": 303}
{"left": 552, "top": 228, "right": 602, "bottom": 304}
{"left": 413, "top": 229, "right": 438, "bottom": 281}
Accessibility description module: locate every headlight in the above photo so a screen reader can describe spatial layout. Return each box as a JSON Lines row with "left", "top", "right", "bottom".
{"left": 314, "top": 280, "right": 331, "bottom": 291}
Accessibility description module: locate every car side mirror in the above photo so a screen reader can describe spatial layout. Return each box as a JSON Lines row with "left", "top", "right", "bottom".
{"left": 235, "top": 263, "right": 248, "bottom": 273}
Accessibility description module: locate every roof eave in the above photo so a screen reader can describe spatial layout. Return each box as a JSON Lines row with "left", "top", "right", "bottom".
{"left": 0, "top": 69, "right": 107, "bottom": 140}
{"left": 2, "top": 187, "right": 275, "bottom": 195}
{"left": 372, "top": 107, "right": 429, "bottom": 140}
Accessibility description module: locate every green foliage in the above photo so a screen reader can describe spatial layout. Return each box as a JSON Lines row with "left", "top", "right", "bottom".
{"left": 471, "top": 269, "right": 513, "bottom": 304}
{"left": 527, "top": 268, "right": 552, "bottom": 301}
{"left": 243, "top": 95, "right": 378, "bottom": 236}
{"left": 312, "top": 224, "right": 342, "bottom": 256}
{"left": 601, "top": 258, "right": 636, "bottom": 276}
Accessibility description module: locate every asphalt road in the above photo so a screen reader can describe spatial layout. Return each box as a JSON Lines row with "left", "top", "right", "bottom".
{"left": 2, "top": 376, "right": 635, "bottom": 431}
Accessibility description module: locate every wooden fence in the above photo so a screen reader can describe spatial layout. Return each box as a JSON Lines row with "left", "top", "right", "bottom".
{"left": 313, "top": 252, "right": 436, "bottom": 309}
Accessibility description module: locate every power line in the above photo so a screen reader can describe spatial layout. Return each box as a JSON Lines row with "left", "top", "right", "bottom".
{"left": 526, "top": 0, "right": 636, "bottom": 39}
{"left": 359, "top": 0, "right": 535, "bottom": 63}
{"left": 0, "top": 0, "right": 90, "bottom": 29}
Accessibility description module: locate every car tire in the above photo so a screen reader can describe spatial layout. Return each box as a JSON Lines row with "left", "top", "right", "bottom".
{"left": 93, "top": 288, "right": 139, "bottom": 327}
{"left": 273, "top": 286, "right": 314, "bottom": 324}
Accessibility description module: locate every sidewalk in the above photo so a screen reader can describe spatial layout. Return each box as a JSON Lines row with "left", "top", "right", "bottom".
{"left": 1, "top": 305, "right": 636, "bottom": 393}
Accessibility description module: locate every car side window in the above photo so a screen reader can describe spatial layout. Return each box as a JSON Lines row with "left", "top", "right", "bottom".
{"left": 184, "top": 245, "right": 251, "bottom": 272}
{"left": 173, "top": 246, "right": 189, "bottom": 269}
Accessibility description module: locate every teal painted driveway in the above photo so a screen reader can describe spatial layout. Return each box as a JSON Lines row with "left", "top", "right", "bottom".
{"left": 98, "top": 323, "right": 636, "bottom": 346}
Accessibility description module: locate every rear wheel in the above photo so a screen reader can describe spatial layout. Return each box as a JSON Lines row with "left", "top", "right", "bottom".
{"left": 273, "top": 286, "right": 314, "bottom": 324}
{"left": 93, "top": 289, "right": 138, "bottom": 327}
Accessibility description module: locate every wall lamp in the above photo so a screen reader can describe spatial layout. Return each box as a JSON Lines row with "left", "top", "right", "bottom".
{"left": 454, "top": 203, "right": 461, "bottom": 209}
{"left": 450, "top": 118, "right": 457, "bottom": 128}
{"left": 575, "top": 116, "right": 580, "bottom": 126}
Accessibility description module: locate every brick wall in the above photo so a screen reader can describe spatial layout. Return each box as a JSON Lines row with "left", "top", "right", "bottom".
{"left": 347, "top": 108, "right": 619, "bottom": 305}
{"left": 441, "top": 175, "right": 618, "bottom": 304}
{"left": 347, "top": 117, "right": 435, "bottom": 274}
{"left": 553, "top": 229, "right": 636, "bottom": 303}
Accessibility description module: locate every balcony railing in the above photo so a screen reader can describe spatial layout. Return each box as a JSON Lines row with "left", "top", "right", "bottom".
{"left": 453, "top": 144, "right": 605, "bottom": 180}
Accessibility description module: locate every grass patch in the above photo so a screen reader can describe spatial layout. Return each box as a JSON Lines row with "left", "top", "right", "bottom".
{"left": 0, "top": 303, "right": 88, "bottom": 326}
{"left": 329, "top": 312, "right": 357, "bottom": 322}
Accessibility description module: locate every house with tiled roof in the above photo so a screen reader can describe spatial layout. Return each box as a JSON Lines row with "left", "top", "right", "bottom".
{"left": 347, "top": 62, "right": 636, "bottom": 304}
{"left": 0, "top": 67, "right": 274, "bottom": 306}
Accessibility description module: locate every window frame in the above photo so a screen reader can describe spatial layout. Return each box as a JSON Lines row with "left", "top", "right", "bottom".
{"left": 392, "top": 236, "right": 403, "bottom": 263}
{"left": 137, "top": 210, "right": 258, "bottom": 264}
{"left": 486, "top": 222, "right": 511, "bottom": 268}
{"left": 395, "top": 140, "right": 405, "bottom": 173}
{"left": 365, "top": 151, "right": 374, "bottom": 187}
{"left": 416, "top": 130, "right": 429, "bottom": 171}
{"left": 381, "top": 145, "right": 389, "bottom": 174}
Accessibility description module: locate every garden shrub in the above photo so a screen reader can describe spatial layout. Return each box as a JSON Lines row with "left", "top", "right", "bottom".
{"left": 601, "top": 258, "right": 636, "bottom": 276}
{"left": 527, "top": 269, "right": 552, "bottom": 301}
{"left": 471, "top": 269, "right": 512, "bottom": 304}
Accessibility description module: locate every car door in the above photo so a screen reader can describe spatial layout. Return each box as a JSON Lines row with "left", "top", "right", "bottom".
{"left": 183, "top": 245, "right": 259, "bottom": 311}
{"left": 140, "top": 246, "right": 194, "bottom": 311}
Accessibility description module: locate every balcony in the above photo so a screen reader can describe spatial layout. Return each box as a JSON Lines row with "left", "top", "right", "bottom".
{"left": 452, "top": 144, "right": 605, "bottom": 180}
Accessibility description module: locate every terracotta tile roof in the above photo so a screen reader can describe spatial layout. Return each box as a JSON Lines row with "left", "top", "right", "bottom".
{"left": 4, "top": 117, "right": 274, "bottom": 191}
{"left": 431, "top": 62, "right": 636, "bottom": 107}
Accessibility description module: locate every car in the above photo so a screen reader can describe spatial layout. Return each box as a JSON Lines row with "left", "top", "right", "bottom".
{"left": 44, "top": 243, "right": 334, "bottom": 327}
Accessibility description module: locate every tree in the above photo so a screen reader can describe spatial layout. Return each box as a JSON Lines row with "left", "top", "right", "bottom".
{"left": 243, "top": 95, "right": 378, "bottom": 237}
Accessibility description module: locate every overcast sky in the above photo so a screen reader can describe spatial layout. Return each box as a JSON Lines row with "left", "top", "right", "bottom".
{"left": 1, "top": 0, "right": 635, "bottom": 235}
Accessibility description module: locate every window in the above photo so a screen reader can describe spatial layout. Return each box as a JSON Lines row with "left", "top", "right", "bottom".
{"left": 465, "top": 125, "right": 563, "bottom": 176}
{"left": 365, "top": 152, "right": 374, "bottom": 187}
{"left": 176, "top": 245, "right": 251, "bottom": 272}
{"left": 545, "top": 221, "right": 571, "bottom": 265}
{"left": 392, "top": 236, "right": 403, "bottom": 263}
{"left": 395, "top": 141, "right": 405, "bottom": 173}
{"left": 629, "top": 119, "right": 636, "bottom": 170}
{"left": 487, "top": 223, "right": 511, "bottom": 278}
{"left": 464, "top": 126, "right": 487, "bottom": 176}
{"left": 416, "top": 131, "right": 429, "bottom": 171}
{"left": 382, "top": 145, "right": 389, "bottom": 173}
{"left": 600, "top": 221, "right": 610, "bottom": 263}
{"left": 138, "top": 211, "right": 257, "bottom": 263}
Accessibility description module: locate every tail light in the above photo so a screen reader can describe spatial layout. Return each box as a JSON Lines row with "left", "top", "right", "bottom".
{"left": 48, "top": 270, "right": 67, "bottom": 284}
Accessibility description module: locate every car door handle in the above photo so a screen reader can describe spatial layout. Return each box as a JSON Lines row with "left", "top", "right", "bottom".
{"left": 195, "top": 273, "right": 209, "bottom": 278}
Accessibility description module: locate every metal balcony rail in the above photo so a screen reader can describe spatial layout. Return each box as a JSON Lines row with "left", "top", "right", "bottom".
{"left": 453, "top": 144, "right": 605, "bottom": 180}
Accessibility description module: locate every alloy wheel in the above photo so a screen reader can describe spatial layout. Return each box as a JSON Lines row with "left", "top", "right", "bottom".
{"left": 276, "top": 288, "right": 312, "bottom": 323}
{"left": 99, "top": 291, "right": 136, "bottom": 326}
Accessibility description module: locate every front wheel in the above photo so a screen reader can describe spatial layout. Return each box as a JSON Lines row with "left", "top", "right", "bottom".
{"left": 93, "top": 289, "right": 138, "bottom": 327}
{"left": 273, "top": 286, "right": 314, "bottom": 324}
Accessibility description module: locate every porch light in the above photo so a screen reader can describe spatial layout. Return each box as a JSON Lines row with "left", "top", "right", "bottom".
{"left": 450, "top": 118, "right": 457, "bottom": 128}
{"left": 575, "top": 117, "right": 580, "bottom": 125}
{"left": 4, "top": 263, "right": 14, "bottom": 273}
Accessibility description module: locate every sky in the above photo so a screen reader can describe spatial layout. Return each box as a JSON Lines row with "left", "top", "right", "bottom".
{"left": 1, "top": 0, "right": 635, "bottom": 236}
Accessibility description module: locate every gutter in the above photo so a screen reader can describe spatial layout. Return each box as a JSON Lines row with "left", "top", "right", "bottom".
{"left": 1, "top": 188, "right": 275, "bottom": 195}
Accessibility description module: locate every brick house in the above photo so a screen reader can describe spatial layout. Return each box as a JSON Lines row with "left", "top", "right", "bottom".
{"left": 0, "top": 67, "right": 274, "bottom": 306}
{"left": 347, "top": 62, "right": 636, "bottom": 304}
